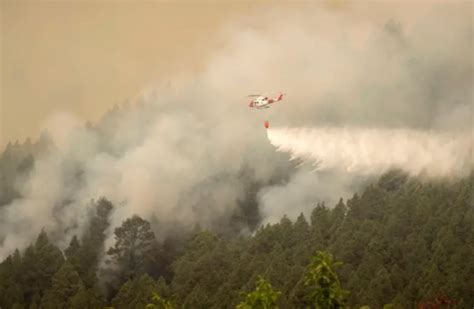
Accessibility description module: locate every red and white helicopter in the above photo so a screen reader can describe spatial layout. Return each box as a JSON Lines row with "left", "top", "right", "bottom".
{"left": 248, "top": 93, "right": 284, "bottom": 109}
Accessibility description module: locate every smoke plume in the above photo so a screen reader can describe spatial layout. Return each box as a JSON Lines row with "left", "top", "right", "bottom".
{"left": 0, "top": 2, "right": 472, "bottom": 257}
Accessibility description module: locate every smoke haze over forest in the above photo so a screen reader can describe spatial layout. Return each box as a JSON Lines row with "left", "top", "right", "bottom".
{"left": 0, "top": 2, "right": 472, "bottom": 260}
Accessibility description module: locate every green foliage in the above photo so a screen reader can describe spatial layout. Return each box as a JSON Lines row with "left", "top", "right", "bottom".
{"left": 171, "top": 231, "right": 234, "bottom": 308}
{"left": 0, "top": 171, "right": 472, "bottom": 308}
{"left": 107, "top": 215, "right": 157, "bottom": 282}
{"left": 40, "top": 261, "right": 85, "bottom": 308}
{"left": 0, "top": 250, "right": 23, "bottom": 308}
{"left": 111, "top": 273, "right": 158, "bottom": 309}
{"left": 236, "top": 276, "right": 281, "bottom": 309}
{"left": 23, "top": 230, "right": 65, "bottom": 305}
{"left": 70, "top": 198, "right": 114, "bottom": 288}
{"left": 146, "top": 292, "right": 176, "bottom": 309}
{"left": 303, "top": 251, "right": 348, "bottom": 308}
{"left": 0, "top": 230, "right": 64, "bottom": 308}
{"left": 69, "top": 288, "right": 104, "bottom": 309}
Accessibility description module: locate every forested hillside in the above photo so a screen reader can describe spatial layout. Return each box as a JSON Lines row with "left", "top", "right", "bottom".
{"left": 1, "top": 1, "right": 472, "bottom": 307}
{"left": 0, "top": 165, "right": 472, "bottom": 308}
{"left": 0, "top": 133, "right": 54, "bottom": 206}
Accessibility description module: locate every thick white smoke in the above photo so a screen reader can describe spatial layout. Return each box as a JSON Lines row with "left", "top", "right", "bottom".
{"left": 0, "top": 2, "right": 472, "bottom": 257}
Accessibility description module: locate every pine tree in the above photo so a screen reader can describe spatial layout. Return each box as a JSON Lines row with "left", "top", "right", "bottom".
{"left": 40, "top": 261, "right": 85, "bottom": 309}
{"left": 65, "top": 235, "right": 80, "bottom": 261}
{"left": 21, "top": 230, "right": 64, "bottom": 305}
{"left": 0, "top": 249, "right": 24, "bottom": 308}
{"left": 69, "top": 288, "right": 104, "bottom": 309}
{"left": 107, "top": 215, "right": 157, "bottom": 282}
{"left": 310, "top": 203, "right": 331, "bottom": 247}
{"left": 328, "top": 198, "right": 346, "bottom": 239}
{"left": 75, "top": 198, "right": 114, "bottom": 288}
{"left": 112, "top": 273, "right": 158, "bottom": 309}
{"left": 366, "top": 267, "right": 394, "bottom": 307}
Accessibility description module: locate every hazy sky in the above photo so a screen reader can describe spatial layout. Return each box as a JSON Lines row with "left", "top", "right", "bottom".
{"left": 0, "top": 0, "right": 264, "bottom": 147}
{"left": 0, "top": 0, "right": 468, "bottom": 148}
{"left": 1, "top": 0, "right": 471, "bottom": 257}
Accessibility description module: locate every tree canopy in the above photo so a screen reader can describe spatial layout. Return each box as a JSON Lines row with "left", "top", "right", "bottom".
{"left": 0, "top": 171, "right": 472, "bottom": 308}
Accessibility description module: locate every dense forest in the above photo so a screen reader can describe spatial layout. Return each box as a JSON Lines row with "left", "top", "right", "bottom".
{"left": 0, "top": 135, "right": 472, "bottom": 308}
{"left": 1, "top": 1, "right": 472, "bottom": 307}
